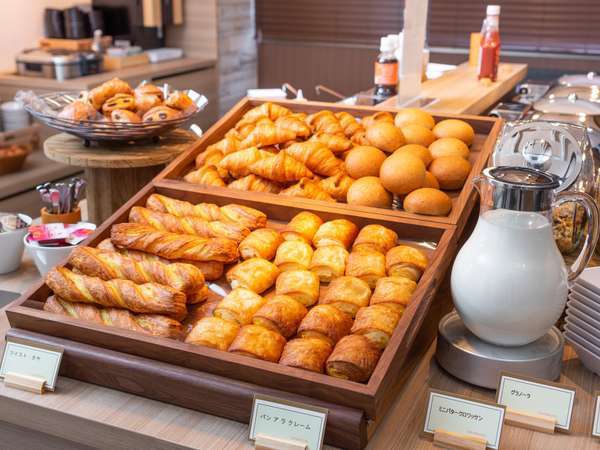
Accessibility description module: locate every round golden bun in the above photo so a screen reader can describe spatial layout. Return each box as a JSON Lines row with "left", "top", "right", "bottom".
{"left": 429, "top": 156, "right": 472, "bottom": 190}
{"left": 366, "top": 122, "right": 405, "bottom": 152}
{"left": 345, "top": 146, "right": 387, "bottom": 179}
{"left": 394, "top": 108, "right": 435, "bottom": 130}
{"left": 429, "top": 137, "right": 470, "bottom": 160}
{"left": 403, "top": 188, "right": 452, "bottom": 216}
{"left": 379, "top": 152, "right": 426, "bottom": 195}
{"left": 424, "top": 171, "right": 439, "bottom": 189}
{"left": 395, "top": 144, "right": 433, "bottom": 167}
{"left": 401, "top": 124, "right": 436, "bottom": 147}
{"left": 347, "top": 177, "right": 392, "bottom": 208}
{"left": 433, "top": 119, "right": 475, "bottom": 146}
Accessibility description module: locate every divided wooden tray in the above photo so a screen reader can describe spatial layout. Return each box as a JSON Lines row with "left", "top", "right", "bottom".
{"left": 4, "top": 99, "right": 501, "bottom": 449}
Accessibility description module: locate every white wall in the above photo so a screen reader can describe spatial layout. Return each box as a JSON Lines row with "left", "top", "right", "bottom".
{"left": 0, "top": 0, "right": 91, "bottom": 71}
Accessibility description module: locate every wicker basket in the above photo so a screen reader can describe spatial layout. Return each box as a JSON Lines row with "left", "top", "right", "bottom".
{"left": 0, "top": 146, "right": 29, "bottom": 175}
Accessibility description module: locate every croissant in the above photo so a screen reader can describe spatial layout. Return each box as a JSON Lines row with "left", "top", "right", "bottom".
{"left": 228, "top": 174, "right": 281, "bottom": 194}
{"left": 284, "top": 141, "right": 343, "bottom": 177}
{"left": 111, "top": 223, "right": 239, "bottom": 263}
{"left": 218, "top": 147, "right": 274, "bottom": 178}
{"left": 319, "top": 172, "right": 355, "bottom": 201}
{"left": 306, "top": 110, "right": 344, "bottom": 135}
{"left": 183, "top": 165, "right": 226, "bottom": 187}
{"left": 240, "top": 102, "right": 291, "bottom": 123}
{"left": 249, "top": 152, "right": 313, "bottom": 183}
{"left": 275, "top": 115, "right": 311, "bottom": 138}
{"left": 362, "top": 111, "right": 394, "bottom": 129}
{"left": 335, "top": 112, "right": 364, "bottom": 137}
{"left": 280, "top": 178, "right": 335, "bottom": 202}
{"left": 195, "top": 148, "right": 228, "bottom": 178}
{"left": 205, "top": 135, "right": 241, "bottom": 155}
{"left": 240, "top": 123, "right": 297, "bottom": 148}
{"left": 45, "top": 296, "right": 183, "bottom": 339}
{"left": 68, "top": 246, "right": 207, "bottom": 303}
{"left": 310, "top": 132, "right": 352, "bottom": 154}
{"left": 45, "top": 267, "right": 187, "bottom": 320}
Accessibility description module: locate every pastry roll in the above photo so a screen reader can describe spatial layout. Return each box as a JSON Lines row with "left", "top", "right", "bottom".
{"left": 220, "top": 204, "right": 268, "bottom": 230}
{"left": 218, "top": 147, "right": 274, "bottom": 178}
{"left": 297, "top": 304, "right": 353, "bottom": 346}
{"left": 274, "top": 240, "right": 314, "bottom": 272}
{"left": 352, "top": 224, "right": 398, "bottom": 254}
{"left": 183, "top": 165, "right": 226, "bottom": 187}
{"left": 345, "top": 249, "right": 386, "bottom": 288}
{"left": 281, "top": 211, "right": 323, "bottom": 243}
{"left": 228, "top": 324, "right": 287, "bottom": 362}
{"left": 185, "top": 317, "right": 240, "bottom": 351}
{"left": 306, "top": 110, "right": 344, "bottom": 135}
{"left": 312, "top": 219, "right": 358, "bottom": 249}
{"left": 252, "top": 294, "right": 307, "bottom": 338}
{"left": 351, "top": 304, "right": 402, "bottom": 349}
{"left": 239, "top": 228, "right": 283, "bottom": 260}
{"left": 214, "top": 288, "right": 266, "bottom": 325}
{"left": 182, "top": 298, "right": 221, "bottom": 334}
{"left": 275, "top": 115, "right": 311, "bottom": 138}
{"left": 275, "top": 270, "right": 320, "bottom": 306}
{"left": 280, "top": 178, "right": 335, "bottom": 202}
{"left": 240, "top": 102, "right": 292, "bottom": 123}
{"left": 195, "top": 147, "right": 224, "bottom": 170}
{"left": 226, "top": 258, "right": 280, "bottom": 293}
{"left": 309, "top": 245, "right": 349, "bottom": 282}
{"left": 370, "top": 276, "right": 417, "bottom": 314}
{"left": 284, "top": 141, "right": 343, "bottom": 177}
{"left": 385, "top": 245, "right": 428, "bottom": 282}
{"left": 241, "top": 122, "right": 297, "bottom": 148}
{"left": 279, "top": 338, "right": 333, "bottom": 373}
{"left": 319, "top": 173, "right": 355, "bottom": 202}
{"left": 310, "top": 131, "right": 352, "bottom": 154}
{"left": 206, "top": 135, "right": 241, "bottom": 156}
{"left": 228, "top": 174, "right": 281, "bottom": 194}
{"left": 249, "top": 152, "right": 313, "bottom": 183}
{"left": 320, "top": 276, "right": 371, "bottom": 317}
{"left": 326, "top": 335, "right": 381, "bottom": 382}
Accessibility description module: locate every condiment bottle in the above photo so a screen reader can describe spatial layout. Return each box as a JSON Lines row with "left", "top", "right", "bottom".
{"left": 374, "top": 36, "right": 398, "bottom": 99}
{"left": 477, "top": 5, "right": 501, "bottom": 82}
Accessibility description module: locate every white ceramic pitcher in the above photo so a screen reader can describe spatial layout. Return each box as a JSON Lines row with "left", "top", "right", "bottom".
{"left": 451, "top": 166, "right": 599, "bottom": 346}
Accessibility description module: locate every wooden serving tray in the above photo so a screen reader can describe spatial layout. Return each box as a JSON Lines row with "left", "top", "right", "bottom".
{"left": 157, "top": 98, "right": 502, "bottom": 234}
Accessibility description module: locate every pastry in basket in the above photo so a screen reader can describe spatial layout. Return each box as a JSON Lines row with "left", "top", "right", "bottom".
{"left": 195, "top": 147, "right": 224, "bottom": 169}
{"left": 45, "top": 295, "right": 183, "bottom": 339}
{"left": 165, "top": 90, "right": 195, "bottom": 111}
{"left": 312, "top": 219, "right": 358, "bottom": 249}
{"left": 206, "top": 135, "right": 241, "bottom": 156}
{"left": 306, "top": 110, "right": 344, "bottom": 135}
{"left": 320, "top": 276, "right": 371, "bottom": 317}
{"left": 352, "top": 224, "right": 398, "bottom": 254}
{"left": 220, "top": 204, "right": 268, "bottom": 230}
{"left": 385, "top": 245, "right": 428, "bottom": 282}
{"left": 252, "top": 294, "right": 307, "bottom": 338}
{"left": 228, "top": 174, "right": 281, "bottom": 194}
{"left": 274, "top": 240, "right": 314, "bottom": 272}
{"left": 326, "top": 334, "right": 381, "bottom": 382}
{"left": 297, "top": 304, "right": 353, "bottom": 346}
{"left": 370, "top": 276, "right": 417, "bottom": 314}
{"left": 68, "top": 246, "right": 207, "bottom": 304}
{"left": 142, "top": 105, "right": 181, "bottom": 122}
{"left": 134, "top": 83, "right": 164, "bottom": 115}
{"left": 185, "top": 317, "right": 240, "bottom": 350}
{"left": 274, "top": 115, "right": 311, "bottom": 138}
{"left": 280, "top": 178, "right": 334, "bottom": 202}
{"left": 361, "top": 111, "right": 394, "bottom": 129}
{"left": 319, "top": 173, "right": 355, "bottom": 202}
{"left": 249, "top": 152, "right": 313, "bottom": 183}
{"left": 45, "top": 267, "right": 187, "bottom": 320}
{"left": 351, "top": 304, "right": 402, "bottom": 349}
{"left": 240, "top": 102, "right": 291, "bottom": 123}
{"left": 111, "top": 223, "right": 239, "bottom": 263}
{"left": 226, "top": 258, "right": 280, "bottom": 293}
{"left": 218, "top": 147, "right": 274, "bottom": 178}
{"left": 345, "top": 249, "right": 386, "bottom": 288}
{"left": 309, "top": 245, "right": 349, "bottom": 282}
{"left": 182, "top": 298, "right": 221, "bottom": 334}
{"left": 230, "top": 121, "right": 256, "bottom": 140}
{"left": 239, "top": 228, "right": 283, "bottom": 260}
{"left": 102, "top": 93, "right": 136, "bottom": 114}
{"left": 129, "top": 207, "right": 250, "bottom": 243}
{"left": 228, "top": 324, "right": 287, "bottom": 362}
{"left": 281, "top": 212, "right": 323, "bottom": 244}
{"left": 183, "top": 165, "right": 226, "bottom": 187}
{"left": 111, "top": 109, "right": 141, "bottom": 124}
{"left": 309, "top": 131, "right": 353, "bottom": 154}
{"left": 57, "top": 100, "right": 99, "bottom": 121}
{"left": 336, "top": 111, "right": 365, "bottom": 138}
{"left": 214, "top": 287, "right": 266, "bottom": 325}
{"left": 284, "top": 141, "right": 343, "bottom": 177}
{"left": 241, "top": 122, "right": 297, "bottom": 148}
{"left": 88, "top": 77, "right": 133, "bottom": 110}
{"left": 279, "top": 337, "right": 333, "bottom": 373}
{"left": 275, "top": 269, "right": 320, "bottom": 306}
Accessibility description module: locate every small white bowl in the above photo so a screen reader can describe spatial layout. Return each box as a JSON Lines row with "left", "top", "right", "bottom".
{"left": 24, "top": 236, "right": 75, "bottom": 276}
{"left": 0, "top": 217, "right": 31, "bottom": 274}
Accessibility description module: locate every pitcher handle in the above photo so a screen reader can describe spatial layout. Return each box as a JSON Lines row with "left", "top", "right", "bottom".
{"left": 554, "top": 192, "right": 600, "bottom": 281}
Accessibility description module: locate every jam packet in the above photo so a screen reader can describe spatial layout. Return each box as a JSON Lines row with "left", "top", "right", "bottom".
{"left": 27, "top": 222, "right": 96, "bottom": 247}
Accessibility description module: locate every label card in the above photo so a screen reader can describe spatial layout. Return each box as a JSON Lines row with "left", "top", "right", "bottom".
{"left": 423, "top": 390, "right": 505, "bottom": 450}
{"left": 497, "top": 373, "right": 576, "bottom": 431}
{"left": 249, "top": 395, "right": 328, "bottom": 450}
{"left": 0, "top": 337, "right": 63, "bottom": 391}
{"left": 593, "top": 391, "right": 600, "bottom": 437}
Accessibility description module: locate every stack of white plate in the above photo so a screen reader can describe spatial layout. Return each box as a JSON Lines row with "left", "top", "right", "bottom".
{"left": 1, "top": 101, "right": 30, "bottom": 131}
{"left": 564, "top": 267, "right": 600, "bottom": 375}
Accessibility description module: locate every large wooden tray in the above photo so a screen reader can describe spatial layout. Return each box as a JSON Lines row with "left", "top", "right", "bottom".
{"left": 157, "top": 98, "right": 502, "bottom": 234}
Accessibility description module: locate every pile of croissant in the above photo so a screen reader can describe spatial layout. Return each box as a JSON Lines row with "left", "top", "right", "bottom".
{"left": 57, "top": 77, "right": 196, "bottom": 124}
{"left": 184, "top": 102, "right": 476, "bottom": 216}
{"left": 43, "top": 193, "right": 428, "bottom": 383}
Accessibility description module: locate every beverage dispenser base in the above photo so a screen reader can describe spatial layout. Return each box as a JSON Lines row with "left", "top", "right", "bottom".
{"left": 435, "top": 311, "right": 564, "bottom": 389}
